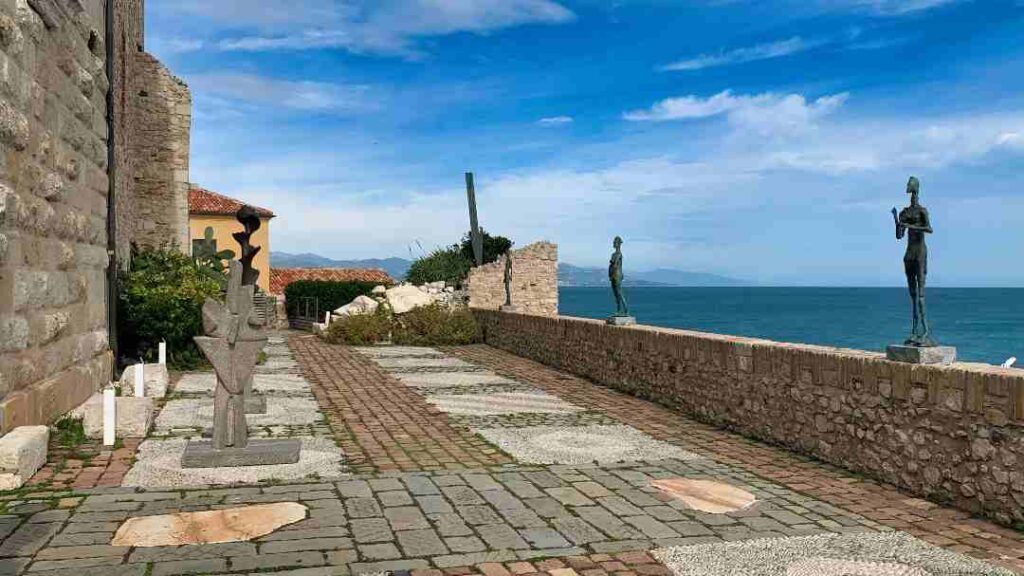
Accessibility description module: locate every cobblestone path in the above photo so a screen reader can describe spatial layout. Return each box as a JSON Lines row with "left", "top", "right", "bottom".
{"left": 0, "top": 336, "right": 1020, "bottom": 576}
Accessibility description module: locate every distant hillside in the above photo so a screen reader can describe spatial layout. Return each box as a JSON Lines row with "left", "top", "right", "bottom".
{"left": 271, "top": 252, "right": 411, "bottom": 280}
{"left": 559, "top": 264, "right": 746, "bottom": 287}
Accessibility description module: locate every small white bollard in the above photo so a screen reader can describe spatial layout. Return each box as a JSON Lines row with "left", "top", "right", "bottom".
{"left": 325, "top": 312, "right": 332, "bottom": 327}
{"left": 1003, "top": 357, "right": 1017, "bottom": 368}
{"left": 103, "top": 388, "right": 116, "bottom": 446}
{"left": 134, "top": 363, "right": 145, "bottom": 398}
{"left": 158, "top": 341, "right": 166, "bottom": 365}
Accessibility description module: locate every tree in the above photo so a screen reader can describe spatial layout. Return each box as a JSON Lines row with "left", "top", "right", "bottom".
{"left": 459, "top": 229, "right": 512, "bottom": 266}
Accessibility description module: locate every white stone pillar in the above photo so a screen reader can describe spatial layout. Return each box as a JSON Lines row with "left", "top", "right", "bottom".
{"left": 158, "top": 341, "right": 167, "bottom": 365}
{"left": 134, "top": 363, "right": 145, "bottom": 398}
{"left": 103, "top": 388, "right": 116, "bottom": 446}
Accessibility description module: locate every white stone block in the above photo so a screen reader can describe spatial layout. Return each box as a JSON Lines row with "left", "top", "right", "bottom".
{"left": 74, "top": 393, "right": 154, "bottom": 439}
{"left": 103, "top": 388, "right": 116, "bottom": 446}
{"left": 0, "top": 426, "right": 49, "bottom": 491}
{"left": 119, "top": 363, "right": 169, "bottom": 398}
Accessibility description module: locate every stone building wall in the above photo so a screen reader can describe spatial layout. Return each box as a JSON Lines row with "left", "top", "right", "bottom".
{"left": 111, "top": 0, "right": 190, "bottom": 261}
{"left": 474, "top": 311, "right": 1024, "bottom": 527}
{"left": 0, "top": 0, "right": 113, "bottom": 434}
{"left": 465, "top": 241, "right": 558, "bottom": 316}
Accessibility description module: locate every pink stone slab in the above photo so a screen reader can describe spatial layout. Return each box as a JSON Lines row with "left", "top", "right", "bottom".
{"left": 650, "top": 478, "right": 756, "bottom": 513}
{"left": 111, "top": 502, "right": 307, "bottom": 547}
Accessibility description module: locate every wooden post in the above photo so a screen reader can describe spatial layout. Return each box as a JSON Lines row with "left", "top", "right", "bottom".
{"left": 465, "top": 172, "right": 483, "bottom": 266}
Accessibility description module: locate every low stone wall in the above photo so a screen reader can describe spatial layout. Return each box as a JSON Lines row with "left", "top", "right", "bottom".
{"left": 474, "top": 311, "right": 1024, "bottom": 526}
{"left": 465, "top": 242, "right": 558, "bottom": 316}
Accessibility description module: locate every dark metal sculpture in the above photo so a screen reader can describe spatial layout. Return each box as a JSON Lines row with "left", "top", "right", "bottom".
{"left": 503, "top": 247, "right": 514, "bottom": 308}
{"left": 609, "top": 236, "right": 628, "bottom": 316}
{"left": 234, "top": 205, "right": 263, "bottom": 288}
{"left": 892, "top": 176, "right": 935, "bottom": 347}
{"left": 465, "top": 172, "right": 484, "bottom": 266}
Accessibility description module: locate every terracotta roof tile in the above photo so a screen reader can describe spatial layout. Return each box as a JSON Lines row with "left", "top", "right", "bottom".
{"left": 270, "top": 268, "right": 395, "bottom": 295}
{"left": 189, "top": 185, "right": 275, "bottom": 218}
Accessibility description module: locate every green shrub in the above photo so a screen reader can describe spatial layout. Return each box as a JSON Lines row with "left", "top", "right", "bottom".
{"left": 284, "top": 280, "right": 379, "bottom": 319}
{"left": 118, "top": 248, "right": 222, "bottom": 370}
{"left": 406, "top": 246, "right": 472, "bottom": 286}
{"left": 459, "top": 229, "right": 512, "bottom": 266}
{"left": 393, "top": 303, "right": 481, "bottom": 346}
{"left": 52, "top": 414, "right": 86, "bottom": 447}
{"left": 324, "top": 307, "right": 392, "bottom": 345}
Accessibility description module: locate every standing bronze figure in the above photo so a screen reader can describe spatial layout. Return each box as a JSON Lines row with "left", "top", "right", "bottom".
{"left": 503, "top": 248, "right": 514, "bottom": 308}
{"left": 893, "top": 176, "right": 935, "bottom": 347}
{"left": 609, "top": 236, "right": 628, "bottom": 316}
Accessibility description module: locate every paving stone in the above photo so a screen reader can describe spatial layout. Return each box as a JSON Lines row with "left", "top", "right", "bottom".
{"left": 48, "top": 532, "right": 114, "bottom": 546}
{"left": 665, "top": 521, "right": 715, "bottom": 537}
{"left": 503, "top": 480, "right": 544, "bottom": 499}
{"left": 763, "top": 509, "right": 809, "bottom": 525}
{"left": 346, "top": 497, "right": 383, "bottom": 518}
{"left": 444, "top": 536, "right": 486, "bottom": 553}
{"left": 397, "top": 528, "right": 448, "bottom": 556}
{"left": 26, "top": 556, "right": 126, "bottom": 572}
{"left": 572, "top": 482, "right": 613, "bottom": 498}
{"left": 35, "top": 544, "right": 130, "bottom": 560}
{"left": 261, "top": 537, "right": 354, "bottom": 553}
{"left": 497, "top": 507, "right": 548, "bottom": 529}
{"left": 518, "top": 528, "right": 571, "bottom": 549}
{"left": 434, "top": 474, "right": 467, "bottom": 487}
{"left": 336, "top": 480, "right": 373, "bottom": 498}
{"left": 67, "top": 512, "right": 130, "bottom": 523}
{"left": 58, "top": 522, "right": 118, "bottom": 534}
{"left": 623, "top": 516, "right": 678, "bottom": 539}
{"left": 128, "top": 542, "right": 257, "bottom": 563}
{"left": 522, "top": 472, "right": 563, "bottom": 489}
{"left": 545, "top": 488, "right": 594, "bottom": 507}
{"left": 359, "top": 542, "right": 402, "bottom": 560}
{"left": 0, "top": 523, "right": 61, "bottom": 557}
{"left": 522, "top": 498, "right": 571, "bottom": 519}
{"left": 151, "top": 558, "right": 227, "bottom": 576}
{"left": 551, "top": 517, "right": 606, "bottom": 544}
{"left": 456, "top": 506, "right": 503, "bottom": 526}
{"left": 463, "top": 475, "right": 502, "bottom": 492}
{"left": 431, "top": 514, "right": 474, "bottom": 537}
{"left": 739, "top": 517, "right": 788, "bottom": 532}
{"left": 482, "top": 490, "right": 527, "bottom": 511}
{"left": 324, "top": 549, "right": 359, "bottom": 566}
{"left": 573, "top": 507, "right": 643, "bottom": 540}
{"left": 262, "top": 527, "right": 350, "bottom": 541}
{"left": 417, "top": 495, "right": 454, "bottom": 515}
{"left": 590, "top": 540, "right": 653, "bottom": 553}
{"left": 515, "top": 547, "right": 588, "bottom": 560}
{"left": 26, "top": 565, "right": 146, "bottom": 576}
{"left": 442, "top": 486, "right": 485, "bottom": 506}
{"left": 29, "top": 510, "right": 72, "bottom": 523}
{"left": 380, "top": 491, "right": 415, "bottom": 507}
{"left": 643, "top": 506, "right": 686, "bottom": 522}
{"left": 386, "top": 507, "right": 432, "bottom": 531}
{"left": 431, "top": 551, "right": 517, "bottom": 568}
{"left": 351, "top": 518, "right": 394, "bottom": 543}
{"left": 348, "top": 559, "right": 431, "bottom": 573}
{"left": 230, "top": 551, "right": 326, "bottom": 571}
{"left": 369, "top": 478, "right": 405, "bottom": 492}
{"left": 596, "top": 497, "right": 643, "bottom": 517}
{"left": 0, "top": 558, "right": 29, "bottom": 574}
{"left": 403, "top": 477, "right": 440, "bottom": 495}
{"left": 476, "top": 524, "right": 530, "bottom": 550}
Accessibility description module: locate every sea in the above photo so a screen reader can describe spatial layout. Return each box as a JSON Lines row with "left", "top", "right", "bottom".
{"left": 559, "top": 287, "right": 1024, "bottom": 366}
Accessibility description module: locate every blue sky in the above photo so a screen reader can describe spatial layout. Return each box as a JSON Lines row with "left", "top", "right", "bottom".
{"left": 148, "top": 0, "right": 1024, "bottom": 286}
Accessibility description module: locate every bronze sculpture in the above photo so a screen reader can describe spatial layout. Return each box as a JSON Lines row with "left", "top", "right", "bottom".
{"left": 503, "top": 247, "right": 514, "bottom": 308}
{"left": 233, "top": 206, "right": 267, "bottom": 414}
{"left": 609, "top": 236, "right": 628, "bottom": 317}
{"left": 892, "top": 177, "right": 935, "bottom": 347}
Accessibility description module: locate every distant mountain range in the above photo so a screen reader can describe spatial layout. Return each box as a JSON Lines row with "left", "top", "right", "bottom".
{"left": 271, "top": 252, "right": 747, "bottom": 287}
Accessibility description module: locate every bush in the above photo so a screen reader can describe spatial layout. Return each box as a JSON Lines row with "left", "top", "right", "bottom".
{"left": 284, "top": 280, "right": 378, "bottom": 319}
{"left": 323, "top": 307, "right": 392, "bottom": 345}
{"left": 406, "top": 246, "right": 472, "bottom": 286}
{"left": 393, "top": 303, "right": 481, "bottom": 346}
{"left": 118, "top": 248, "right": 222, "bottom": 370}
{"left": 459, "top": 229, "right": 512, "bottom": 266}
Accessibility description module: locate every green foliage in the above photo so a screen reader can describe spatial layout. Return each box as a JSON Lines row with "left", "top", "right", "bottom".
{"left": 406, "top": 246, "right": 472, "bottom": 286}
{"left": 191, "top": 227, "right": 234, "bottom": 287}
{"left": 284, "top": 280, "right": 378, "bottom": 319}
{"left": 460, "top": 229, "right": 513, "bottom": 265}
{"left": 52, "top": 415, "right": 86, "bottom": 447}
{"left": 118, "top": 248, "right": 222, "bottom": 370}
{"left": 393, "top": 303, "right": 481, "bottom": 346}
{"left": 323, "top": 307, "right": 393, "bottom": 345}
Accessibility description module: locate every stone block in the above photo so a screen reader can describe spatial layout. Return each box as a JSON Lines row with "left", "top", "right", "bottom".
{"left": 181, "top": 438, "right": 301, "bottom": 468}
{"left": 886, "top": 345, "right": 956, "bottom": 366}
{"left": 72, "top": 393, "right": 154, "bottom": 438}
{"left": 0, "top": 425, "right": 48, "bottom": 490}
{"left": 119, "top": 362, "right": 168, "bottom": 398}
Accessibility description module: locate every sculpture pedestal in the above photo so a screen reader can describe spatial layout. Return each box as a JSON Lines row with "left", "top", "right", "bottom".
{"left": 499, "top": 305, "right": 519, "bottom": 313}
{"left": 886, "top": 345, "right": 956, "bottom": 366}
{"left": 607, "top": 315, "right": 636, "bottom": 326}
{"left": 245, "top": 393, "right": 267, "bottom": 414}
{"left": 181, "top": 438, "right": 301, "bottom": 468}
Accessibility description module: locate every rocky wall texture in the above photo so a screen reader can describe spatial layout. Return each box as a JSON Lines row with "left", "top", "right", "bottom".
{"left": 466, "top": 241, "right": 558, "bottom": 316}
{"left": 0, "top": 0, "right": 112, "bottom": 434}
{"left": 474, "top": 311, "right": 1024, "bottom": 527}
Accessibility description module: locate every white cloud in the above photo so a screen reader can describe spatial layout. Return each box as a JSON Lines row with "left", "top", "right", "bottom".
{"left": 822, "top": 0, "right": 960, "bottom": 15}
{"left": 168, "top": 0, "right": 574, "bottom": 57}
{"left": 538, "top": 116, "right": 574, "bottom": 126}
{"left": 660, "top": 37, "right": 818, "bottom": 71}
{"left": 188, "top": 74, "right": 376, "bottom": 114}
{"left": 623, "top": 90, "right": 849, "bottom": 136}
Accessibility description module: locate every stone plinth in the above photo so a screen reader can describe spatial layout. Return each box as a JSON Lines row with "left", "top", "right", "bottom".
{"left": 886, "top": 345, "right": 957, "bottom": 365}
{"left": 499, "top": 305, "right": 520, "bottom": 313}
{"left": 0, "top": 426, "right": 49, "bottom": 491}
{"left": 607, "top": 315, "right": 637, "bottom": 326}
{"left": 74, "top": 393, "right": 155, "bottom": 438}
{"left": 181, "top": 438, "right": 301, "bottom": 468}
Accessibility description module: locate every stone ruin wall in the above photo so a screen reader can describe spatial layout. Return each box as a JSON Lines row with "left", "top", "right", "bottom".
{"left": 112, "top": 0, "right": 190, "bottom": 261}
{"left": 0, "top": 0, "right": 112, "bottom": 433}
{"left": 475, "top": 311, "right": 1024, "bottom": 527}
{"left": 465, "top": 241, "right": 558, "bottom": 317}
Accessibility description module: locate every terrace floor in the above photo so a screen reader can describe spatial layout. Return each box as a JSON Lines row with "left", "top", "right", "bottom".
{"left": 1, "top": 331, "right": 1022, "bottom": 576}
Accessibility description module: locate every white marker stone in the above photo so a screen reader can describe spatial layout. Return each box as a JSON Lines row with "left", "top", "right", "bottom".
{"left": 103, "top": 388, "right": 116, "bottom": 446}
{"left": 134, "top": 363, "right": 145, "bottom": 398}
{"left": 158, "top": 342, "right": 167, "bottom": 365}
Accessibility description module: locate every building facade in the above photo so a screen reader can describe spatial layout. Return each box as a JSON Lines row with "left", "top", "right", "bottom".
{"left": 188, "top": 186, "right": 274, "bottom": 294}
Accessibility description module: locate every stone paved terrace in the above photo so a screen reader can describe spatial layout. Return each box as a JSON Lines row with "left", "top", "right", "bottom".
{"left": 0, "top": 333, "right": 1022, "bottom": 575}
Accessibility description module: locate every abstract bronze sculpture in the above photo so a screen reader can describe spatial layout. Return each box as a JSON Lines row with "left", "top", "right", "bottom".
{"left": 500, "top": 245, "right": 517, "bottom": 312}
{"left": 607, "top": 236, "right": 635, "bottom": 326}
{"left": 234, "top": 206, "right": 267, "bottom": 414}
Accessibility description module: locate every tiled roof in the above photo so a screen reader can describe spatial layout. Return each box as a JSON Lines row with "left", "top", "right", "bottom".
{"left": 189, "top": 185, "right": 275, "bottom": 218}
{"left": 270, "top": 268, "right": 395, "bottom": 295}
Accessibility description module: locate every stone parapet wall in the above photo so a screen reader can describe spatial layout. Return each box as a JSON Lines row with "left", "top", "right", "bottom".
{"left": 0, "top": 0, "right": 113, "bottom": 433}
{"left": 466, "top": 241, "right": 558, "bottom": 316}
{"left": 474, "top": 311, "right": 1024, "bottom": 526}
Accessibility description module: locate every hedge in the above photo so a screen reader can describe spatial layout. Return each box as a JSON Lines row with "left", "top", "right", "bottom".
{"left": 284, "top": 280, "right": 378, "bottom": 318}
